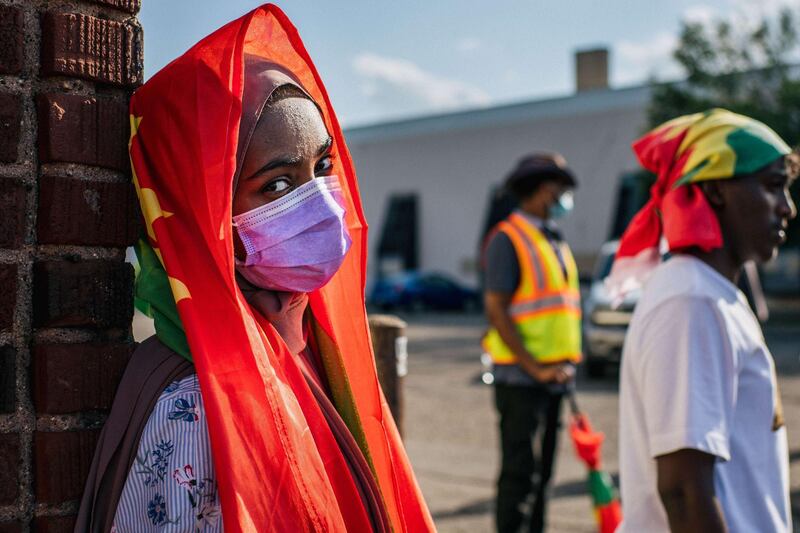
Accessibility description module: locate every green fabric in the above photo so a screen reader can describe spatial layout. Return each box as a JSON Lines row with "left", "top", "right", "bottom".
{"left": 727, "top": 126, "right": 788, "bottom": 176}
{"left": 311, "top": 317, "right": 378, "bottom": 478}
{"left": 134, "top": 237, "right": 192, "bottom": 361}
{"left": 587, "top": 469, "right": 616, "bottom": 506}
{"left": 673, "top": 157, "right": 711, "bottom": 188}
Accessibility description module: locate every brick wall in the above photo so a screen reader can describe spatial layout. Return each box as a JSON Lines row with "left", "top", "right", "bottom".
{"left": 0, "top": 1, "right": 141, "bottom": 530}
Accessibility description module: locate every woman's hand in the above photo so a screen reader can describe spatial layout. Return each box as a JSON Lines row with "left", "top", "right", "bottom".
{"left": 531, "top": 362, "right": 575, "bottom": 384}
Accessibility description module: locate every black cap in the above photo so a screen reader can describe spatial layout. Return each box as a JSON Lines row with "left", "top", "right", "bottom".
{"left": 505, "top": 152, "right": 577, "bottom": 199}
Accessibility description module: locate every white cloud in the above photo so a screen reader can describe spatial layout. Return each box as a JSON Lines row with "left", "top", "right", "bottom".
{"left": 683, "top": 5, "right": 718, "bottom": 25}
{"left": 456, "top": 38, "right": 482, "bottom": 53}
{"left": 730, "top": 0, "right": 799, "bottom": 22}
{"left": 682, "top": 0, "right": 800, "bottom": 65}
{"left": 613, "top": 0, "right": 800, "bottom": 88}
{"left": 614, "top": 32, "right": 682, "bottom": 85}
{"left": 352, "top": 52, "right": 491, "bottom": 115}
{"left": 685, "top": 0, "right": 799, "bottom": 30}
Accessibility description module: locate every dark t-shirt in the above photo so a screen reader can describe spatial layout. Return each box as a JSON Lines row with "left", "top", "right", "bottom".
{"left": 484, "top": 232, "right": 520, "bottom": 294}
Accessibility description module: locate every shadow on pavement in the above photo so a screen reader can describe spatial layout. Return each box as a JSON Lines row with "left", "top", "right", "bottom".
{"left": 550, "top": 473, "right": 619, "bottom": 499}
{"left": 792, "top": 489, "right": 800, "bottom": 521}
{"left": 432, "top": 498, "right": 494, "bottom": 521}
{"left": 790, "top": 448, "right": 800, "bottom": 463}
{"left": 428, "top": 472, "right": 621, "bottom": 522}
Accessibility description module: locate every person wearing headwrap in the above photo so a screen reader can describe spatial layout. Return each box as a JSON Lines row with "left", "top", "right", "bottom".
{"left": 76, "top": 5, "right": 434, "bottom": 532}
{"left": 614, "top": 109, "right": 797, "bottom": 533}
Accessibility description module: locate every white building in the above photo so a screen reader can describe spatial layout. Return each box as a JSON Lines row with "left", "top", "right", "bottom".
{"left": 345, "top": 50, "right": 652, "bottom": 288}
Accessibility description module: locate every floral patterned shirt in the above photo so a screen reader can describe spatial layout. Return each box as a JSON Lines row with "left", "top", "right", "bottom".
{"left": 112, "top": 374, "right": 223, "bottom": 532}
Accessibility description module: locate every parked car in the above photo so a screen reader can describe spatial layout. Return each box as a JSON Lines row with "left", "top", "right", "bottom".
{"left": 583, "top": 240, "right": 639, "bottom": 378}
{"left": 369, "top": 271, "right": 481, "bottom": 312}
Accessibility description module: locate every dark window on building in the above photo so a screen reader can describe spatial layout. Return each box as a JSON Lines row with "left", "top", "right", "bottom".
{"left": 377, "top": 193, "right": 418, "bottom": 277}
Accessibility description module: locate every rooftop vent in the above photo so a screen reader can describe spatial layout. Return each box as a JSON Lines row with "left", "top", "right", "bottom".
{"left": 575, "top": 48, "right": 609, "bottom": 92}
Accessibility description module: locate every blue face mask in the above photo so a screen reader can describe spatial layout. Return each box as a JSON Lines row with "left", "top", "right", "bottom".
{"left": 549, "top": 191, "right": 574, "bottom": 219}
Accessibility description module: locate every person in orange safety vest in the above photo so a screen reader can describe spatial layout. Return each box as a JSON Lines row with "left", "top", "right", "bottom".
{"left": 482, "top": 152, "right": 581, "bottom": 533}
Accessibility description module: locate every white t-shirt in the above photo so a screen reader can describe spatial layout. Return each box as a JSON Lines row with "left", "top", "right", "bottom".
{"left": 617, "top": 255, "right": 790, "bottom": 533}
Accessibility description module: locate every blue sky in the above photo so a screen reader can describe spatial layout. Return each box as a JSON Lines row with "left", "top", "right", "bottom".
{"left": 140, "top": 0, "right": 798, "bottom": 127}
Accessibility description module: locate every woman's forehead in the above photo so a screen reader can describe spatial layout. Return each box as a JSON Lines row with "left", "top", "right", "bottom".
{"left": 253, "top": 97, "right": 328, "bottom": 149}
{"left": 759, "top": 156, "right": 790, "bottom": 178}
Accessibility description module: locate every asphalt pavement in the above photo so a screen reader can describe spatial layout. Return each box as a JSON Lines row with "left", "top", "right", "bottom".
{"left": 399, "top": 308, "right": 800, "bottom": 532}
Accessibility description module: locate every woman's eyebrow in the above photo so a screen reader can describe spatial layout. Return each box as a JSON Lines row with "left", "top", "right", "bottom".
{"left": 246, "top": 155, "right": 302, "bottom": 180}
{"left": 245, "top": 137, "right": 332, "bottom": 181}
{"left": 317, "top": 136, "right": 333, "bottom": 156}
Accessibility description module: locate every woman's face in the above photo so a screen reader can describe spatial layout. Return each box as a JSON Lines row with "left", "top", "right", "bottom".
{"left": 715, "top": 156, "right": 797, "bottom": 264}
{"left": 233, "top": 95, "right": 333, "bottom": 259}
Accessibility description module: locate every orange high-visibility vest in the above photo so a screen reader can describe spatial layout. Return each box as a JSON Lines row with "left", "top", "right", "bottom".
{"left": 483, "top": 212, "right": 582, "bottom": 364}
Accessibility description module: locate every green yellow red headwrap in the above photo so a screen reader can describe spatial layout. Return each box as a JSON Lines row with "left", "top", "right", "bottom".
{"left": 607, "top": 108, "right": 790, "bottom": 296}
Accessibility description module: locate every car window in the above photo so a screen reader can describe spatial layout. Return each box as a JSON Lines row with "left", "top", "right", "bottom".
{"left": 594, "top": 252, "right": 615, "bottom": 280}
{"left": 425, "top": 275, "right": 456, "bottom": 289}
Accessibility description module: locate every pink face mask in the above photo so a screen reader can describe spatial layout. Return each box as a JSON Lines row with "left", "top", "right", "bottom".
{"left": 233, "top": 175, "right": 351, "bottom": 292}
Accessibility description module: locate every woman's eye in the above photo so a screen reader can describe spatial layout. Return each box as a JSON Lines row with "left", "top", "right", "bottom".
{"left": 263, "top": 177, "right": 292, "bottom": 194}
{"left": 315, "top": 155, "right": 333, "bottom": 175}
{"left": 770, "top": 180, "right": 788, "bottom": 192}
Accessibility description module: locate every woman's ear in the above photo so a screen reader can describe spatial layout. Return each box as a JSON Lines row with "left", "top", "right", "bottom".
{"left": 699, "top": 180, "right": 726, "bottom": 209}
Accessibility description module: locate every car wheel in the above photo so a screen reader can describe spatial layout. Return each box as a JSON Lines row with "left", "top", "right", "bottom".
{"left": 585, "top": 357, "right": 606, "bottom": 379}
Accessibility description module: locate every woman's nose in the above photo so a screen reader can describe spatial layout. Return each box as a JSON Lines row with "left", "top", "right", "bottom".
{"left": 297, "top": 172, "right": 316, "bottom": 187}
{"left": 779, "top": 190, "right": 797, "bottom": 220}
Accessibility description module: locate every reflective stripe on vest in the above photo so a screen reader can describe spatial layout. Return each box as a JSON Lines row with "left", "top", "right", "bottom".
{"left": 483, "top": 213, "right": 582, "bottom": 364}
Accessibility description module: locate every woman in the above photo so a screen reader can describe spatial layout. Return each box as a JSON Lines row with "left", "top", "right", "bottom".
{"left": 77, "top": 5, "right": 434, "bottom": 532}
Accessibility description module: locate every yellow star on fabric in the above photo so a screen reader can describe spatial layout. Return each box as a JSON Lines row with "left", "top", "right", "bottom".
{"left": 129, "top": 115, "right": 142, "bottom": 148}
{"left": 129, "top": 114, "right": 174, "bottom": 240}
{"left": 168, "top": 276, "right": 192, "bottom": 302}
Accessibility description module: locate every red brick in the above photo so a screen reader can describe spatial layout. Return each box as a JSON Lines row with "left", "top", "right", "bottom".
{"left": 92, "top": 0, "right": 141, "bottom": 14}
{"left": 0, "top": 93, "right": 22, "bottom": 163}
{"left": 38, "top": 177, "right": 138, "bottom": 247}
{"left": 0, "top": 346, "right": 15, "bottom": 414}
{"left": 0, "top": 264, "right": 18, "bottom": 330}
{"left": 0, "top": 522, "right": 21, "bottom": 533}
{"left": 0, "top": 433, "right": 20, "bottom": 505}
{"left": 34, "top": 430, "right": 99, "bottom": 504}
{"left": 37, "top": 92, "right": 129, "bottom": 171}
{"left": 32, "top": 516, "right": 76, "bottom": 533}
{"left": 0, "top": 179, "right": 27, "bottom": 248}
{"left": 33, "top": 260, "right": 133, "bottom": 329}
{"left": 41, "top": 13, "right": 143, "bottom": 87}
{"left": 0, "top": 6, "right": 24, "bottom": 75}
{"left": 33, "top": 342, "right": 132, "bottom": 413}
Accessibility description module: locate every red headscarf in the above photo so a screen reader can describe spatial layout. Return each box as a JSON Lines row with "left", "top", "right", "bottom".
{"left": 129, "top": 5, "right": 434, "bottom": 531}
